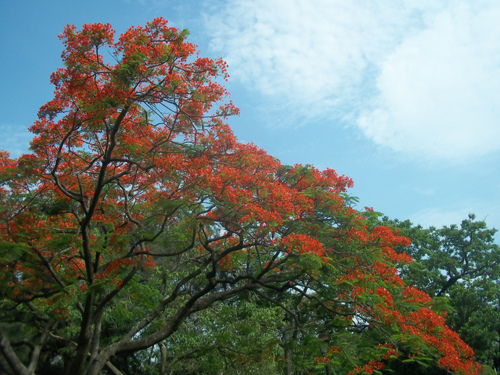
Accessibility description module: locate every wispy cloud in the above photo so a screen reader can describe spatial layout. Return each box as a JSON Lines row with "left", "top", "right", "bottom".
{"left": 204, "top": 0, "right": 500, "bottom": 162}
{"left": 359, "top": 2, "right": 500, "bottom": 162}
{"left": 0, "top": 124, "right": 32, "bottom": 157}
{"left": 409, "top": 203, "right": 500, "bottom": 234}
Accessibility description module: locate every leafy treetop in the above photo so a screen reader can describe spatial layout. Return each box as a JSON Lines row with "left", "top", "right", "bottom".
{"left": 0, "top": 19, "right": 481, "bottom": 375}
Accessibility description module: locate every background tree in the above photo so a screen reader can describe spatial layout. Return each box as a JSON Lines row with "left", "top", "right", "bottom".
{"left": 383, "top": 214, "right": 500, "bottom": 372}
{"left": 0, "top": 19, "right": 481, "bottom": 375}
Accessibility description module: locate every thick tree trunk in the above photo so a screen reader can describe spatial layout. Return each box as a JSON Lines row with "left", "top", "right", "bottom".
{"left": 0, "top": 327, "right": 30, "bottom": 375}
{"left": 285, "top": 346, "right": 293, "bottom": 375}
{"left": 159, "top": 343, "right": 167, "bottom": 375}
{"left": 65, "top": 293, "right": 95, "bottom": 375}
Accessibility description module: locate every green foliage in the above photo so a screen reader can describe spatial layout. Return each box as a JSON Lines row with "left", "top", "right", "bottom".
{"left": 0, "top": 19, "right": 482, "bottom": 375}
{"left": 384, "top": 214, "right": 500, "bottom": 370}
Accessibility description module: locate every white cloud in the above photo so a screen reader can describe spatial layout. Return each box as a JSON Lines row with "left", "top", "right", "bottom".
{"left": 409, "top": 203, "right": 500, "bottom": 235}
{"left": 204, "top": 0, "right": 500, "bottom": 162}
{"left": 359, "top": 2, "right": 500, "bottom": 161}
{"left": 0, "top": 124, "right": 31, "bottom": 157}
{"left": 206, "top": 1, "right": 418, "bottom": 108}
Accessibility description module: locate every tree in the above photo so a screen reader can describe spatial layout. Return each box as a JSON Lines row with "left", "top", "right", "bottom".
{"left": 0, "top": 19, "right": 481, "bottom": 375}
{"left": 383, "top": 214, "right": 500, "bottom": 371}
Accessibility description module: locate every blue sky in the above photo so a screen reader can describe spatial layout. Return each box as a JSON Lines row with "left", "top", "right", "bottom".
{"left": 1, "top": 0, "right": 500, "bottom": 235}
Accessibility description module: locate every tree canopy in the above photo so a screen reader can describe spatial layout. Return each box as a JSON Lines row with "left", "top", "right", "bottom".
{"left": 383, "top": 214, "right": 500, "bottom": 372}
{"left": 0, "top": 19, "right": 481, "bottom": 375}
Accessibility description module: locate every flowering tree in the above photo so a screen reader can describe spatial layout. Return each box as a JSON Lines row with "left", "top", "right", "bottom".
{"left": 0, "top": 19, "right": 481, "bottom": 375}
{"left": 382, "top": 214, "right": 500, "bottom": 372}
